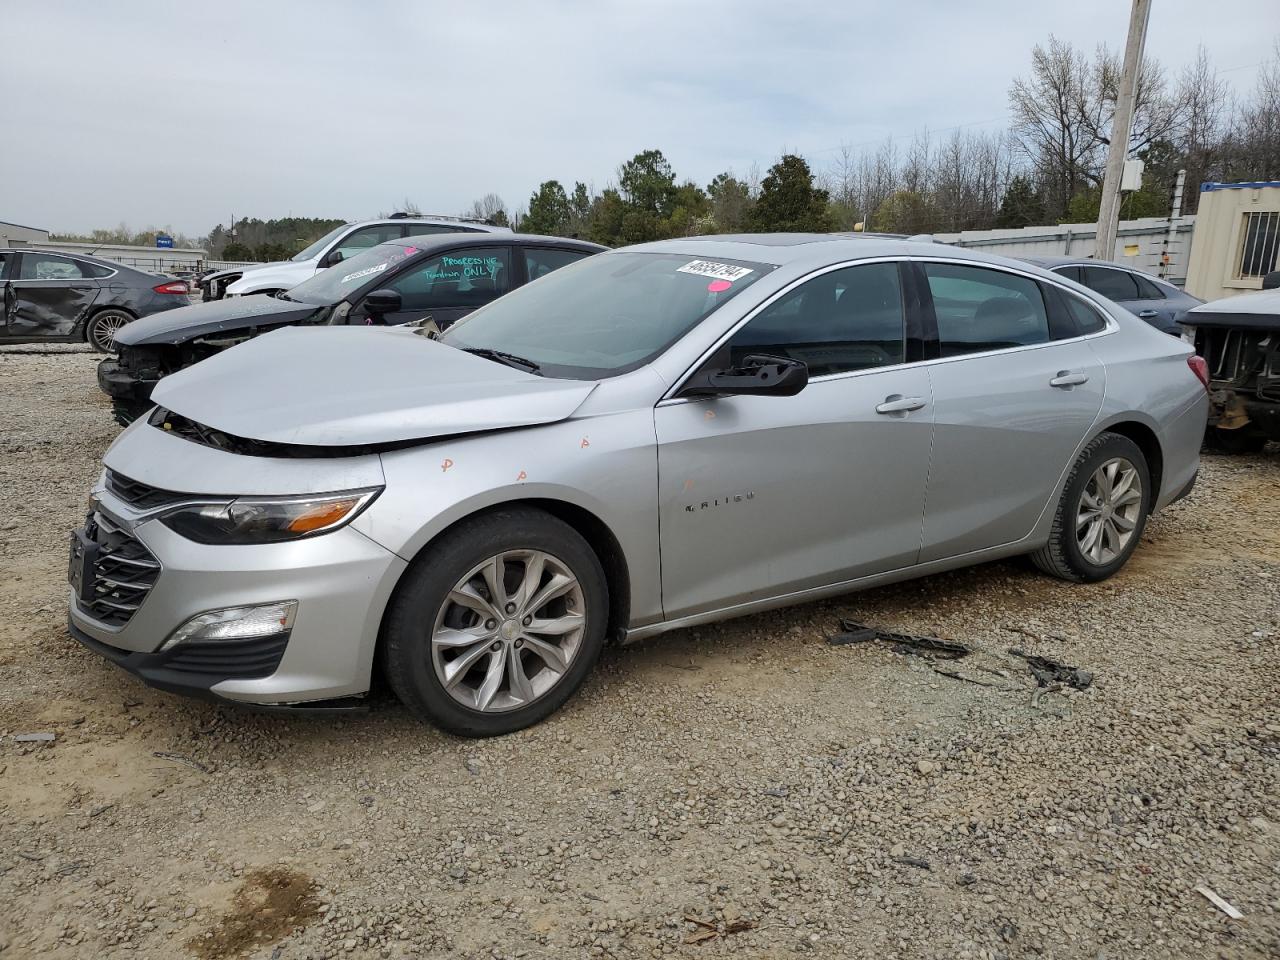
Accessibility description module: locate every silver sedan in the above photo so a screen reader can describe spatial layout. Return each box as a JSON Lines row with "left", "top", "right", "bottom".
{"left": 70, "top": 235, "right": 1209, "bottom": 736}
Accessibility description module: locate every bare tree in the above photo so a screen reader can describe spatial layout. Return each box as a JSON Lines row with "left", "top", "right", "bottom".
{"left": 463, "top": 193, "right": 510, "bottom": 225}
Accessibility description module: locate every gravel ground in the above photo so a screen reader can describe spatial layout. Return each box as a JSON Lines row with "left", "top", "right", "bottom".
{"left": 1, "top": 344, "right": 1278, "bottom": 960}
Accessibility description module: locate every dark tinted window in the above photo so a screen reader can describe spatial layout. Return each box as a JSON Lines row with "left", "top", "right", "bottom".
{"left": 727, "top": 262, "right": 905, "bottom": 376}
{"left": 1133, "top": 273, "right": 1165, "bottom": 299}
{"left": 0, "top": 253, "right": 10, "bottom": 280}
{"left": 1053, "top": 265, "right": 1082, "bottom": 282}
{"left": 1044, "top": 284, "right": 1108, "bottom": 338}
{"left": 18, "top": 253, "right": 87, "bottom": 280}
{"left": 385, "top": 247, "right": 511, "bottom": 310}
{"left": 924, "top": 263, "right": 1049, "bottom": 356}
{"left": 524, "top": 247, "right": 592, "bottom": 282}
{"left": 1082, "top": 266, "right": 1140, "bottom": 301}
{"left": 1061, "top": 292, "right": 1108, "bottom": 335}
{"left": 334, "top": 224, "right": 406, "bottom": 259}
{"left": 80, "top": 261, "right": 114, "bottom": 278}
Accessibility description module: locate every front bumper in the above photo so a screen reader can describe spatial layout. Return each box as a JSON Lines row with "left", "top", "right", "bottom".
{"left": 97, "top": 358, "right": 157, "bottom": 402}
{"left": 69, "top": 494, "right": 407, "bottom": 706}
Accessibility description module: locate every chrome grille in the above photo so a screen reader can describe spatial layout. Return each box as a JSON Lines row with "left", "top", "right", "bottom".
{"left": 81, "top": 512, "right": 160, "bottom": 628}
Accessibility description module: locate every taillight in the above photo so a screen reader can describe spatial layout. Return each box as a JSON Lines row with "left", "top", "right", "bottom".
{"left": 153, "top": 281, "right": 189, "bottom": 295}
{"left": 1187, "top": 355, "right": 1210, "bottom": 391}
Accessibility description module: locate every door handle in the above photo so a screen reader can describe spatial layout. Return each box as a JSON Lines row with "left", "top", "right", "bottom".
{"left": 875, "top": 394, "right": 927, "bottom": 415}
{"left": 1049, "top": 371, "right": 1089, "bottom": 388}
{"left": 1137, "top": 309, "right": 1158, "bottom": 318}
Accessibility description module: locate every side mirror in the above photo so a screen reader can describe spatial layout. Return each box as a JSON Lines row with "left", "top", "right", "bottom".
{"left": 322, "top": 249, "right": 345, "bottom": 268}
{"left": 679, "top": 353, "right": 808, "bottom": 398}
{"left": 363, "top": 288, "right": 402, "bottom": 317}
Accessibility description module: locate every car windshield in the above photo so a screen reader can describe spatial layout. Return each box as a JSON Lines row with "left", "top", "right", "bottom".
{"left": 291, "top": 224, "right": 351, "bottom": 262}
{"left": 440, "top": 252, "right": 772, "bottom": 379}
{"left": 286, "top": 242, "right": 422, "bottom": 304}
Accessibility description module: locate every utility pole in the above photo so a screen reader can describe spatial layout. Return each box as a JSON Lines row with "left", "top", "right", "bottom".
{"left": 1095, "top": 0, "right": 1152, "bottom": 262}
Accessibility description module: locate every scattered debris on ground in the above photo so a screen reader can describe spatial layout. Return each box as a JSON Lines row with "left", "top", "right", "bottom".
{"left": 829, "top": 618, "right": 971, "bottom": 658}
{"left": 1009, "top": 648, "right": 1094, "bottom": 690}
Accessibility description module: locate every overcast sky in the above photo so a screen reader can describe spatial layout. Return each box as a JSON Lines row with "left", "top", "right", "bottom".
{"left": 1, "top": 0, "right": 1276, "bottom": 238}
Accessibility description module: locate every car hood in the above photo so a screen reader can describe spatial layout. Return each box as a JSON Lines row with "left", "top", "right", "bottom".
{"left": 114, "top": 295, "right": 330, "bottom": 347}
{"left": 225, "top": 261, "right": 316, "bottom": 294}
{"left": 204, "top": 260, "right": 284, "bottom": 282}
{"left": 1183, "top": 288, "right": 1280, "bottom": 329}
{"left": 151, "top": 326, "right": 598, "bottom": 447}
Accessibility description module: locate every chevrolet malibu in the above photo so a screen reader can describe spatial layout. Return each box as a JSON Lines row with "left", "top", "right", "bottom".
{"left": 69, "top": 235, "right": 1209, "bottom": 737}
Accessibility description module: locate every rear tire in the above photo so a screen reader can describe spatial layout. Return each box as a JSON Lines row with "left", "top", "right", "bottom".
{"left": 1032, "top": 432, "right": 1151, "bottom": 583}
{"left": 383, "top": 507, "right": 608, "bottom": 737}
{"left": 85, "top": 309, "right": 133, "bottom": 353}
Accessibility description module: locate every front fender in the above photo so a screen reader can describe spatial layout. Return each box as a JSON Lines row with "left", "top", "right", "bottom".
{"left": 351, "top": 410, "right": 663, "bottom": 626}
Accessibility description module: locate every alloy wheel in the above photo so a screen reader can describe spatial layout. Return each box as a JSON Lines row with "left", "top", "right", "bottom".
{"left": 431, "top": 550, "right": 586, "bottom": 713}
{"left": 91, "top": 313, "right": 129, "bottom": 351}
{"left": 1075, "top": 457, "right": 1143, "bottom": 565}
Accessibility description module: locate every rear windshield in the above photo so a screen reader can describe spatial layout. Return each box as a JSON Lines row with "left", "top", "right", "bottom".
{"left": 440, "top": 252, "right": 773, "bottom": 379}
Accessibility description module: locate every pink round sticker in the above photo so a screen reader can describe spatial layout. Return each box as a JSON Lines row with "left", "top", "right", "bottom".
{"left": 707, "top": 279, "right": 732, "bottom": 292}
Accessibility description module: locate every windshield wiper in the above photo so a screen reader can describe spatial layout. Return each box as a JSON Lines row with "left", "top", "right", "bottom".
{"left": 461, "top": 347, "right": 542, "bottom": 375}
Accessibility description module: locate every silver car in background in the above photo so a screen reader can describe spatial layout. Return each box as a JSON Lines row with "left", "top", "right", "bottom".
{"left": 69, "top": 235, "right": 1209, "bottom": 736}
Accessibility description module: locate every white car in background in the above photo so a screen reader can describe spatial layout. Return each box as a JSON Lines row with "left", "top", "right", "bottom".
{"left": 199, "top": 214, "right": 512, "bottom": 300}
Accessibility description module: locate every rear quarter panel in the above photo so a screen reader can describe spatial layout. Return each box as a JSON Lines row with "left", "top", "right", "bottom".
{"left": 1087, "top": 308, "right": 1207, "bottom": 510}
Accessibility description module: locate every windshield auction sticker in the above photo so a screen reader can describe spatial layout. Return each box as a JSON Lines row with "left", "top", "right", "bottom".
{"left": 677, "top": 260, "right": 754, "bottom": 282}
{"left": 340, "top": 262, "right": 389, "bottom": 285}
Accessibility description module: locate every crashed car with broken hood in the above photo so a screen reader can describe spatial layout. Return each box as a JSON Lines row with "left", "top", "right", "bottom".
{"left": 1180, "top": 288, "right": 1280, "bottom": 452}
{"left": 70, "top": 235, "right": 1207, "bottom": 737}
{"left": 98, "top": 233, "right": 604, "bottom": 422}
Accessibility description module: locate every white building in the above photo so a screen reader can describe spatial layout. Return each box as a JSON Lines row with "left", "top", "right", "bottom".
{"left": 1185, "top": 181, "right": 1280, "bottom": 301}
{"left": 0, "top": 220, "right": 51, "bottom": 247}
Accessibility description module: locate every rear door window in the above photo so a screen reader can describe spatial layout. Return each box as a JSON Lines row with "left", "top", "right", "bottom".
{"left": 524, "top": 247, "right": 594, "bottom": 282}
{"left": 1133, "top": 274, "right": 1165, "bottom": 299}
{"left": 1053, "top": 265, "right": 1082, "bottom": 283}
{"left": 18, "top": 254, "right": 87, "bottom": 280}
{"left": 923, "top": 262, "right": 1050, "bottom": 356}
{"left": 1081, "top": 266, "right": 1140, "bottom": 301}
{"left": 334, "top": 224, "right": 406, "bottom": 260}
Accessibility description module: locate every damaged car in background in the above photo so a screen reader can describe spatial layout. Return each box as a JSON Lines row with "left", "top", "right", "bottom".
{"left": 198, "top": 214, "right": 511, "bottom": 300}
{"left": 71, "top": 234, "right": 1208, "bottom": 737}
{"left": 1181, "top": 287, "right": 1280, "bottom": 452}
{"left": 99, "top": 233, "right": 603, "bottom": 423}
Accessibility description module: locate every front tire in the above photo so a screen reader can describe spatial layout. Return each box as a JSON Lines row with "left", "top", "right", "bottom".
{"left": 1032, "top": 432, "right": 1151, "bottom": 583}
{"left": 383, "top": 507, "right": 608, "bottom": 737}
{"left": 85, "top": 309, "right": 133, "bottom": 353}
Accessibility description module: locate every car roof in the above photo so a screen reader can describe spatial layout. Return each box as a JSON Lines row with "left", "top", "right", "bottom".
{"left": 354, "top": 215, "right": 511, "bottom": 233}
{"left": 1018, "top": 255, "right": 1168, "bottom": 280}
{"left": 389, "top": 233, "right": 606, "bottom": 252}
{"left": 622, "top": 233, "right": 1049, "bottom": 274}
{"left": 5, "top": 247, "right": 154, "bottom": 276}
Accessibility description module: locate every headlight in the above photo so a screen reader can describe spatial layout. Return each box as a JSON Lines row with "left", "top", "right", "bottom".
{"left": 159, "top": 489, "right": 380, "bottom": 545}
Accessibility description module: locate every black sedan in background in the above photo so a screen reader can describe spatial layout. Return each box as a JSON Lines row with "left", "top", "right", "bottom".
{"left": 0, "top": 248, "right": 190, "bottom": 352}
{"left": 99, "top": 233, "right": 604, "bottom": 422}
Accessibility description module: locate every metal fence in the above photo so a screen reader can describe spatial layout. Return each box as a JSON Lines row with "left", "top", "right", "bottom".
{"left": 932, "top": 216, "right": 1197, "bottom": 286}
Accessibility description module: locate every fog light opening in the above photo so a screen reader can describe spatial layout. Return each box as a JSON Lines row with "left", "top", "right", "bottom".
{"left": 162, "top": 600, "right": 297, "bottom": 650}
